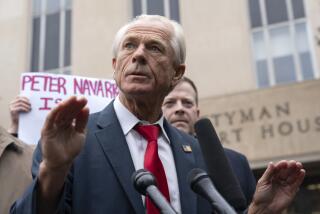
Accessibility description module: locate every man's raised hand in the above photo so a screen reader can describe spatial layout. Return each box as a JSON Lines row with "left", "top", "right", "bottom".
{"left": 248, "top": 160, "right": 305, "bottom": 214}
{"left": 41, "top": 96, "right": 89, "bottom": 171}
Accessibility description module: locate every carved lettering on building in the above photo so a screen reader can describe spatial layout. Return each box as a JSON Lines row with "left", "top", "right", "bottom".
{"left": 204, "top": 102, "right": 320, "bottom": 144}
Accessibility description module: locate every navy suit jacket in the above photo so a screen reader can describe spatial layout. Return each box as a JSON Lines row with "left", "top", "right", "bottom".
{"left": 224, "top": 148, "right": 256, "bottom": 205}
{"left": 11, "top": 102, "right": 212, "bottom": 214}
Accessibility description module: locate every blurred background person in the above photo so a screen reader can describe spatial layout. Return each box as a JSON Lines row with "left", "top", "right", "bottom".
{"left": 0, "top": 96, "right": 34, "bottom": 213}
{"left": 162, "top": 76, "right": 256, "bottom": 204}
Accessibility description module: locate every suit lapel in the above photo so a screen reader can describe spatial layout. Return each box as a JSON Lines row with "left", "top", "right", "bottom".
{"left": 164, "top": 121, "right": 197, "bottom": 214}
{"left": 95, "top": 103, "right": 144, "bottom": 214}
{"left": 93, "top": 104, "right": 199, "bottom": 213}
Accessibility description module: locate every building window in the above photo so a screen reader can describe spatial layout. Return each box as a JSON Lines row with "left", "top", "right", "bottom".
{"left": 132, "top": 0, "right": 180, "bottom": 22}
{"left": 248, "top": 0, "right": 317, "bottom": 88}
{"left": 31, "top": 0, "right": 72, "bottom": 74}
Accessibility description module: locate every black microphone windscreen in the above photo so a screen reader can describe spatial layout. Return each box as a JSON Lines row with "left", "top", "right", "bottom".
{"left": 187, "top": 168, "right": 207, "bottom": 190}
{"left": 132, "top": 169, "right": 178, "bottom": 214}
{"left": 187, "top": 168, "right": 237, "bottom": 214}
{"left": 194, "top": 118, "right": 247, "bottom": 210}
{"left": 132, "top": 168, "right": 156, "bottom": 195}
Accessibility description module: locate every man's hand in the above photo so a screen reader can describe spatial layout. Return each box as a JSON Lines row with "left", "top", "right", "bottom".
{"left": 8, "top": 96, "right": 31, "bottom": 134}
{"left": 37, "top": 96, "right": 89, "bottom": 213}
{"left": 248, "top": 160, "right": 305, "bottom": 214}
{"left": 41, "top": 96, "right": 89, "bottom": 170}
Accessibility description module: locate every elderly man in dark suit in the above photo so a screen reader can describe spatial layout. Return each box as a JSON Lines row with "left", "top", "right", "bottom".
{"left": 11, "top": 15, "right": 304, "bottom": 214}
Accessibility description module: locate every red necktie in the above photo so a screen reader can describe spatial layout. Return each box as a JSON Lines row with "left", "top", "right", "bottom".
{"left": 135, "top": 124, "right": 170, "bottom": 214}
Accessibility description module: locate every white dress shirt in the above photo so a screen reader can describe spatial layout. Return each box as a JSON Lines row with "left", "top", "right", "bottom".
{"left": 114, "top": 97, "right": 181, "bottom": 213}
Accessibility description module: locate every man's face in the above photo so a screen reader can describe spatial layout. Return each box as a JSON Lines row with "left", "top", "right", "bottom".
{"left": 162, "top": 81, "right": 200, "bottom": 135}
{"left": 112, "top": 21, "right": 184, "bottom": 101}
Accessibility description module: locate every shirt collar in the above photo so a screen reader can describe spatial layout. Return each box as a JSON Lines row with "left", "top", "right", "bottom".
{"left": 113, "top": 96, "right": 170, "bottom": 142}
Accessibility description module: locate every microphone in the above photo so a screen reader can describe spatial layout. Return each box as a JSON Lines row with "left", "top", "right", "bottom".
{"left": 188, "top": 168, "right": 237, "bottom": 214}
{"left": 194, "top": 118, "right": 247, "bottom": 211}
{"left": 132, "top": 169, "right": 177, "bottom": 214}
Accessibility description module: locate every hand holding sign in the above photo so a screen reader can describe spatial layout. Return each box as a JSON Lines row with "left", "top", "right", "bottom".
{"left": 8, "top": 96, "right": 31, "bottom": 135}
{"left": 41, "top": 96, "right": 89, "bottom": 170}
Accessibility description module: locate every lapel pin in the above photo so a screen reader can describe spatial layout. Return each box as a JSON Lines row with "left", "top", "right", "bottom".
{"left": 182, "top": 145, "right": 192, "bottom": 153}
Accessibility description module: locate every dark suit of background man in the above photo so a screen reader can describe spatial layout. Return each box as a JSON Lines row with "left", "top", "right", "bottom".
{"left": 11, "top": 15, "right": 305, "bottom": 214}
{"left": 162, "top": 76, "right": 256, "bottom": 205}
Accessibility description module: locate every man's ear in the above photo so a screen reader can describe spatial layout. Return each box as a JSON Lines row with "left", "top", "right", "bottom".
{"left": 172, "top": 64, "right": 185, "bottom": 86}
{"left": 196, "top": 108, "right": 200, "bottom": 118}
{"left": 112, "top": 58, "right": 117, "bottom": 69}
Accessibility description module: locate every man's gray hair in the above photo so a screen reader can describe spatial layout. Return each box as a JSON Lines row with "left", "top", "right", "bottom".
{"left": 112, "top": 15, "right": 186, "bottom": 64}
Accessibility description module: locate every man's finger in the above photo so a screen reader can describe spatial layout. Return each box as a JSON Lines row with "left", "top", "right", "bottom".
{"left": 258, "top": 162, "right": 276, "bottom": 184}
{"left": 12, "top": 103, "right": 31, "bottom": 112}
{"left": 286, "top": 169, "right": 305, "bottom": 195}
{"left": 75, "top": 107, "right": 89, "bottom": 133}
{"left": 55, "top": 97, "right": 87, "bottom": 125}
{"left": 286, "top": 162, "right": 304, "bottom": 184}
{"left": 42, "top": 97, "right": 73, "bottom": 131}
{"left": 43, "top": 96, "right": 86, "bottom": 130}
{"left": 277, "top": 160, "right": 298, "bottom": 181}
{"left": 293, "top": 169, "right": 306, "bottom": 189}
